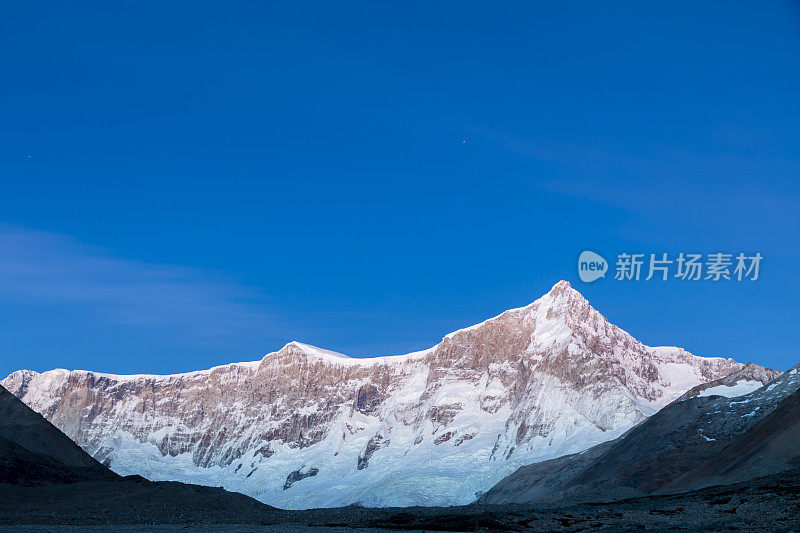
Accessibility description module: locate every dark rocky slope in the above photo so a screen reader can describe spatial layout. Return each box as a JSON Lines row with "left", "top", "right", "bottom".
{"left": 671, "top": 387, "right": 800, "bottom": 490}
{"left": 0, "top": 383, "right": 280, "bottom": 525}
{"left": 0, "top": 385, "right": 116, "bottom": 485}
{"left": 479, "top": 363, "right": 800, "bottom": 505}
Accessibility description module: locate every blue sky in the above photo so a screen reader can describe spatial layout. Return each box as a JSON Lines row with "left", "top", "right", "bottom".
{"left": 1, "top": 1, "right": 799, "bottom": 376}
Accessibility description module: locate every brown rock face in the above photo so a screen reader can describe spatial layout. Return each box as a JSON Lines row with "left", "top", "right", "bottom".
{"left": 355, "top": 384, "right": 381, "bottom": 415}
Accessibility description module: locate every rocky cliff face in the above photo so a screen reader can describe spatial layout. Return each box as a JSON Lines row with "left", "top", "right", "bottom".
{"left": 2, "top": 281, "right": 754, "bottom": 508}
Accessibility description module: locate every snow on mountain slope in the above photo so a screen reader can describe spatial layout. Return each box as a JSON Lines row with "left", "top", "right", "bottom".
{"left": 675, "top": 362, "right": 782, "bottom": 402}
{"left": 697, "top": 380, "right": 763, "bottom": 398}
{"left": 2, "top": 281, "right": 753, "bottom": 509}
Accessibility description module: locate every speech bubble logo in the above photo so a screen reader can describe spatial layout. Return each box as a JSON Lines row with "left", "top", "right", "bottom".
{"left": 578, "top": 251, "right": 608, "bottom": 283}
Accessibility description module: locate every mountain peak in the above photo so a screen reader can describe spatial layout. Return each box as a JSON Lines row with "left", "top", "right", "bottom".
{"left": 545, "top": 279, "right": 590, "bottom": 302}
{"left": 548, "top": 279, "right": 574, "bottom": 293}
{"left": 537, "top": 279, "right": 592, "bottom": 317}
{"left": 280, "top": 341, "right": 353, "bottom": 361}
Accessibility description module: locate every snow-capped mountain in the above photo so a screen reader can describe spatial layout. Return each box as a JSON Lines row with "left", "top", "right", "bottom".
{"left": 2, "top": 281, "right": 757, "bottom": 509}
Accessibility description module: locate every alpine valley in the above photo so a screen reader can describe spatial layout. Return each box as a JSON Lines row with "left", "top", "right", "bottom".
{"left": 1, "top": 281, "right": 778, "bottom": 509}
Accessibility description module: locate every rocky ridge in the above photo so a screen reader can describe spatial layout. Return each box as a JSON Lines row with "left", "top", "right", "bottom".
{"left": 676, "top": 362, "right": 782, "bottom": 402}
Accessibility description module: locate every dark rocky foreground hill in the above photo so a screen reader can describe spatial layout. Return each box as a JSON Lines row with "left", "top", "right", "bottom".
{"left": 0, "top": 383, "right": 282, "bottom": 525}
{"left": 0, "top": 385, "right": 115, "bottom": 485}
{"left": 2, "top": 467, "right": 799, "bottom": 531}
{"left": 479, "top": 362, "right": 800, "bottom": 507}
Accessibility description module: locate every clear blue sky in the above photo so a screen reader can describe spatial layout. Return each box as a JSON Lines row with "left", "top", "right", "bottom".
{"left": 1, "top": 1, "right": 799, "bottom": 377}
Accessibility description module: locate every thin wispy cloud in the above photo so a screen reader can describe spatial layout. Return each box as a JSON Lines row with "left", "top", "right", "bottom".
{"left": 0, "top": 224, "right": 279, "bottom": 346}
{"left": 468, "top": 125, "right": 800, "bottom": 255}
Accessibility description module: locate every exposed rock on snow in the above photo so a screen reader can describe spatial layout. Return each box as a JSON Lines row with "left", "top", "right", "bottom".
{"left": 2, "top": 281, "right": 757, "bottom": 508}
